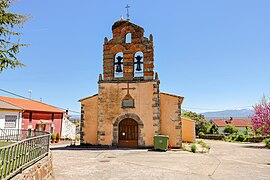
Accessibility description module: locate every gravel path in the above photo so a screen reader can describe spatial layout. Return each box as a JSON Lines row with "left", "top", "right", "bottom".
{"left": 50, "top": 140, "right": 270, "bottom": 180}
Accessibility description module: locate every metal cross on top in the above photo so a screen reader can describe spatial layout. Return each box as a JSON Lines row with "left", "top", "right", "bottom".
{"left": 125, "top": 4, "right": 130, "bottom": 20}
{"left": 122, "top": 83, "right": 135, "bottom": 95}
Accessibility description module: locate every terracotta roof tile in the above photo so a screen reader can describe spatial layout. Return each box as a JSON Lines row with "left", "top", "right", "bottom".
{"left": 231, "top": 119, "right": 252, "bottom": 127}
{"left": 0, "top": 96, "right": 63, "bottom": 113}
{"left": 211, "top": 119, "right": 252, "bottom": 127}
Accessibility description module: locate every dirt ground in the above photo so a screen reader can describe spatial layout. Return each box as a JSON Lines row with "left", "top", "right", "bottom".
{"left": 50, "top": 140, "right": 270, "bottom": 180}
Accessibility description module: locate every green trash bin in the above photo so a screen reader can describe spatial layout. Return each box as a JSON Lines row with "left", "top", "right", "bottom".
{"left": 154, "top": 135, "right": 169, "bottom": 151}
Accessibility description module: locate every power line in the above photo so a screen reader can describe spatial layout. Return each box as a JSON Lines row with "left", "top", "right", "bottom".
{"left": 0, "top": 88, "right": 30, "bottom": 100}
{"left": 0, "top": 88, "right": 81, "bottom": 114}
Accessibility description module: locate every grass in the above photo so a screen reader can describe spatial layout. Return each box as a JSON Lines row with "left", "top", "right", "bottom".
{"left": 182, "top": 140, "right": 211, "bottom": 153}
{"left": 0, "top": 142, "right": 14, "bottom": 147}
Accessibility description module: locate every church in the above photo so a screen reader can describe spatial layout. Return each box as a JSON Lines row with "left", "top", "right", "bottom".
{"left": 79, "top": 18, "right": 195, "bottom": 148}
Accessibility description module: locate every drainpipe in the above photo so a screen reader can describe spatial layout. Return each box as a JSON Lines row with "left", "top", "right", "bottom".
{"left": 59, "top": 112, "right": 63, "bottom": 136}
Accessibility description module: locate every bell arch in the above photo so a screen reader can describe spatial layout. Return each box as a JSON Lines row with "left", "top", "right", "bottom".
{"left": 112, "top": 113, "right": 144, "bottom": 147}
{"left": 114, "top": 52, "right": 123, "bottom": 77}
{"left": 125, "top": 33, "right": 132, "bottom": 43}
{"left": 134, "top": 51, "right": 144, "bottom": 77}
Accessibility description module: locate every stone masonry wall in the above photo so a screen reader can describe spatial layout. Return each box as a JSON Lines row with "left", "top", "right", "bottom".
{"left": 103, "top": 20, "right": 154, "bottom": 80}
{"left": 12, "top": 152, "right": 54, "bottom": 180}
{"left": 98, "top": 81, "right": 159, "bottom": 147}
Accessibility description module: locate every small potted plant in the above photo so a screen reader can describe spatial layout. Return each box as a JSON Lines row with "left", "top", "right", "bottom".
{"left": 56, "top": 133, "right": 61, "bottom": 143}
{"left": 51, "top": 134, "right": 56, "bottom": 143}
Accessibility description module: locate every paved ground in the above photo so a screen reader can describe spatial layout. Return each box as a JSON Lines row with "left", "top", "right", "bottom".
{"left": 50, "top": 140, "right": 270, "bottom": 180}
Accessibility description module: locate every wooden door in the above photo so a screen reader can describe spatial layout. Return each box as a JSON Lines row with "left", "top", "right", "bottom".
{"left": 118, "top": 118, "right": 138, "bottom": 148}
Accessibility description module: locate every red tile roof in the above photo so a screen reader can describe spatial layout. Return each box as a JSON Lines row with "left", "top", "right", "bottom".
{"left": 0, "top": 96, "right": 63, "bottom": 113}
{"left": 211, "top": 119, "right": 252, "bottom": 127}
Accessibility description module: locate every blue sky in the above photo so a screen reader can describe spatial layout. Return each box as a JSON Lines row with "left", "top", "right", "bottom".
{"left": 1, "top": 0, "right": 270, "bottom": 114}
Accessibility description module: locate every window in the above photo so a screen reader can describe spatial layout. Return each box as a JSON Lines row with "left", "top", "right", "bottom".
{"left": 114, "top": 52, "right": 124, "bottom": 77}
{"left": 126, "top": 33, "right": 131, "bottom": 43}
{"left": 134, "top": 51, "right": 144, "bottom": 77}
{"left": 5, "top": 115, "right": 17, "bottom": 128}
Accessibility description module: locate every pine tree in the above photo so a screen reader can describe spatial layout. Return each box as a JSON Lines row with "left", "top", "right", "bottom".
{"left": 0, "top": 0, "right": 29, "bottom": 72}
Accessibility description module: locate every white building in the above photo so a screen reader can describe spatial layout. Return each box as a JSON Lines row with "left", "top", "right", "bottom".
{"left": 0, "top": 100, "right": 23, "bottom": 130}
{"left": 61, "top": 113, "right": 76, "bottom": 140}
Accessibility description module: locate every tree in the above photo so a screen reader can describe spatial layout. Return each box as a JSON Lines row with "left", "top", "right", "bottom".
{"left": 182, "top": 110, "right": 210, "bottom": 135}
{"left": 208, "top": 124, "right": 219, "bottom": 134}
{"left": 251, "top": 95, "right": 270, "bottom": 135}
{"left": 0, "top": 0, "right": 29, "bottom": 72}
{"left": 223, "top": 124, "right": 238, "bottom": 134}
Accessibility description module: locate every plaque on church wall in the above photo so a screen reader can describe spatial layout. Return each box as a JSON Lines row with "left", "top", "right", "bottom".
{"left": 122, "top": 99, "right": 134, "bottom": 108}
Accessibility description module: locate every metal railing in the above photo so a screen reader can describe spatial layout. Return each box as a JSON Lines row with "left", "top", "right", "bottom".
{"left": 0, "top": 129, "right": 50, "bottom": 179}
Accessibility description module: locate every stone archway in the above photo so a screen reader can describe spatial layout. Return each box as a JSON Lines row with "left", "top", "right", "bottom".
{"left": 112, "top": 113, "right": 144, "bottom": 147}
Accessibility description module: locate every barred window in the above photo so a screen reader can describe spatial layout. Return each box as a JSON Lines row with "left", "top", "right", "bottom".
{"left": 5, "top": 115, "right": 17, "bottom": 128}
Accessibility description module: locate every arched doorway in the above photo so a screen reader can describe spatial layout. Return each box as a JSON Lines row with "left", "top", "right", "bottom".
{"left": 118, "top": 118, "right": 138, "bottom": 148}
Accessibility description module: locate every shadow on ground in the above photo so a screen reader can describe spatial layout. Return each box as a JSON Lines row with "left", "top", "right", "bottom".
{"left": 240, "top": 144, "right": 268, "bottom": 149}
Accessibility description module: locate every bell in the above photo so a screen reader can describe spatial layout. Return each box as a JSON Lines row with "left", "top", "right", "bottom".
{"left": 136, "top": 63, "right": 142, "bottom": 71}
{"left": 116, "top": 64, "right": 122, "bottom": 72}
{"left": 115, "top": 56, "right": 123, "bottom": 72}
{"left": 135, "top": 55, "right": 142, "bottom": 71}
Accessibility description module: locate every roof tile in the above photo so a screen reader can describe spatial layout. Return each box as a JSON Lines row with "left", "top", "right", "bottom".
{"left": 0, "top": 96, "right": 63, "bottom": 113}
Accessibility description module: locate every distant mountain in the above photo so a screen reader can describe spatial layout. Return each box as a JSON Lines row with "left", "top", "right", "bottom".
{"left": 202, "top": 109, "right": 254, "bottom": 119}
{"left": 69, "top": 114, "right": 80, "bottom": 119}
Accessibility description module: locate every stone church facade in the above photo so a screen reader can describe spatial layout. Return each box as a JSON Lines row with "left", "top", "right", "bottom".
{"left": 79, "top": 19, "right": 195, "bottom": 148}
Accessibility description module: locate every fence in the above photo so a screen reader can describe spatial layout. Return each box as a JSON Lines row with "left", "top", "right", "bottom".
{"left": 0, "top": 129, "right": 50, "bottom": 179}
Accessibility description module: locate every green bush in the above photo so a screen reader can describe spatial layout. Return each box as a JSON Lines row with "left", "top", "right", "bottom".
{"left": 263, "top": 138, "right": 270, "bottom": 149}
{"left": 223, "top": 124, "right": 238, "bottom": 134}
{"left": 207, "top": 124, "right": 219, "bottom": 134}
{"left": 51, "top": 134, "right": 56, "bottom": 140}
{"left": 199, "top": 132, "right": 205, "bottom": 137}
{"left": 191, "top": 144, "right": 197, "bottom": 153}
{"left": 234, "top": 134, "right": 246, "bottom": 142}
{"left": 224, "top": 135, "right": 234, "bottom": 142}
{"left": 56, "top": 133, "right": 61, "bottom": 140}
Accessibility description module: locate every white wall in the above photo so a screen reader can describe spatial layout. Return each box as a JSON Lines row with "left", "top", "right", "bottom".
{"left": 61, "top": 117, "right": 76, "bottom": 139}
{"left": 0, "top": 111, "right": 22, "bottom": 129}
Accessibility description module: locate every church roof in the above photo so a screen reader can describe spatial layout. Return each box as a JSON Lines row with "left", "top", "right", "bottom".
{"left": 78, "top": 94, "right": 98, "bottom": 102}
{"left": 160, "top": 92, "right": 184, "bottom": 103}
{"left": 182, "top": 117, "right": 195, "bottom": 122}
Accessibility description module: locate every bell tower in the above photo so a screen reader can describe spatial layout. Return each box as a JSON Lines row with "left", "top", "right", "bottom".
{"left": 101, "top": 19, "right": 155, "bottom": 81}
{"left": 79, "top": 17, "right": 185, "bottom": 149}
{"left": 96, "top": 19, "right": 161, "bottom": 147}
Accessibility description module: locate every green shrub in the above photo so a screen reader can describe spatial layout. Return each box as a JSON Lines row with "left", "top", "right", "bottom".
{"left": 191, "top": 144, "right": 197, "bottom": 153}
{"left": 56, "top": 133, "right": 61, "bottom": 140}
{"left": 263, "top": 138, "right": 270, "bottom": 148}
{"left": 197, "top": 140, "right": 211, "bottom": 152}
{"left": 199, "top": 132, "right": 205, "bottom": 138}
{"left": 51, "top": 134, "right": 56, "bottom": 140}
{"left": 207, "top": 124, "right": 219, "bottom": 134}
{"left": 224, "top": 135, "right": 234, "bottom": 142}
{"left": 234, "top": 134, "right": 246, "bottom": 142}
{"left": 223, "top": 124, "right": 238, "bottom": 134}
